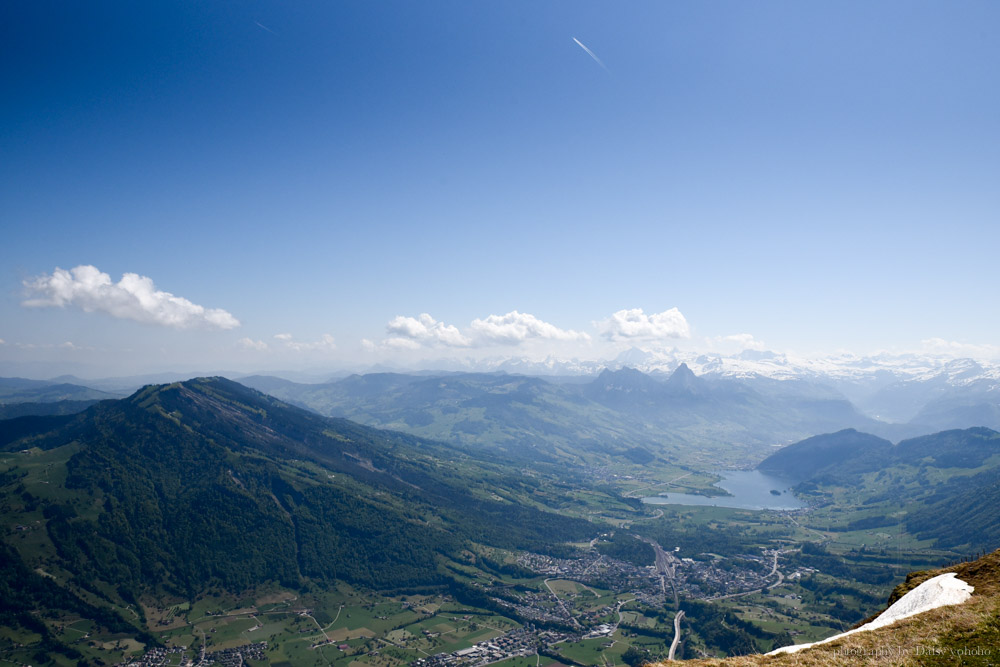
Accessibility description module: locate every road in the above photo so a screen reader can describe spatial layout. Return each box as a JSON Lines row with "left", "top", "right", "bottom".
{"left": 765, "top": 549, "right": 784, "bottom": 589}
{"left": 786, "top": 513, "right": 829, "bottom": 543}
{"left": 624, "top": 472, "right": 693, "bottom": 498}
{"left": 668, "top": 610, "right": 685, "bottom": 661}
{"left": 307, "top": 612, "right": 333, "bottom": 646}
{"left": 322, "top": 604, "right": 345, "bottom": 631}
{"left": 608, "top": 599, "right": 628, "bottom": 635}
{"left": 194, "top": 627, "right": 207, "bottom": 666}
{"left": 543, "top": 579, "right": 583, "bottom": 629}
{"left": 704, "top": 548, "right": 797, "bottom": 600}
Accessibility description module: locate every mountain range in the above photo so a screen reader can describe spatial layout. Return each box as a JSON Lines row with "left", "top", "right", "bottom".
{"left": 8, "top": 347, "right": 1000, "bottom": 442}
{"left": 0, "top": 377, "right": 600, "bottom": 662}
{"left": 3, "top": 375, "right": 999, "bottom": 664}
{"left": 228, "top": 365, "right": 898, "bottom": 468}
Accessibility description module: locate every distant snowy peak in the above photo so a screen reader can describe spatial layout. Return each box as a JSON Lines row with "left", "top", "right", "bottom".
{"left": 441, "top": 349, "right": 1000, "bottom": 390}
{"left": 631, "top": 351, "right": 1000, "bottom": 388}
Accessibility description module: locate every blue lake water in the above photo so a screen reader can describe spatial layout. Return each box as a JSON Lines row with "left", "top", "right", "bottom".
{"left": 642, "top": 470, "right": 806, "bottom": 511}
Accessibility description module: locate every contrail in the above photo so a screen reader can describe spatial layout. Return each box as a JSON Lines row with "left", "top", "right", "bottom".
{"left": 255, "top": 21, "right": 277, "bottom": 35}
{"left": 573, "top": 37, "right": 608, "bottom": 72}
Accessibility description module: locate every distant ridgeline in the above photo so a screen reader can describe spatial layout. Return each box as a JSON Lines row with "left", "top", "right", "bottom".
{"left": 0, "top": 377, "right": 119, "bottom": 419}
{"left": 758, "top": 426, "right": 1000, "bottom": 551}
{"left": 3, "top": 375, "right": 1000, "bottom": 664}
{"left": 0, "top": 378, "right": 594, "bottom": 660}
{"left": 237, "top": 365, "right": 891, "bottom": 465}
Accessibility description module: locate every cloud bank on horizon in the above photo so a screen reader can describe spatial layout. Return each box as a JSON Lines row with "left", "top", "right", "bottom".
{"left": 373, "top": 309, "right": 678, "bottom": 351}
{"left": 12, "top": 266, "right": 1000, "bottom": 371}
{"left": 22, "top": 265, "right": 240, "bottom": 330}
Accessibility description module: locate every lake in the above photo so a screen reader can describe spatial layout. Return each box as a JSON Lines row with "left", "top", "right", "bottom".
{"left": 642, "top": 469, "right": 806, "bottom": 511}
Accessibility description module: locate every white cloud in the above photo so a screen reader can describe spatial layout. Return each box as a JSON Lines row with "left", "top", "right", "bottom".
{"left": 379, "top": 311, "right": 588, "bottom": 349}
{"left": 921, "top": 338, "right": 1000, "bottom": 360}
{"left": 22, "top": 265, "right": 240, "bottom": 330}
{"left": 360, "top": 338, "right": 376, "bottom": 351}
{"left": 14, "top": 340, "right": 91, "bottom": 351}
{"left": 238, "top": 337, "right": 269, "bottom": 351}
{"left": 470, "top": 311, "right": 590, "bottom": 345}
{"left": 386, "top": 313, "right": 472, "bottom": 347}
{"left": 712, "top": 333, "right": 766, "bottom": 351}
{"left": 384, "top": 336, "right": 423, "bottom": 350}
{"left": 596, "top": 307, "right": 690, "bottom": 342}
{"left": 278, "top": 333, "right": 337, "bottom": 352}
{"left": 0, "top": 338, "right": 5, "bottom": 345}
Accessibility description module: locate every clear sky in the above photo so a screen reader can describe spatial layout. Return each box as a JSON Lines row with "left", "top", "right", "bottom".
{"left": 2, "top": 1, "right": 999, "bottom": 376}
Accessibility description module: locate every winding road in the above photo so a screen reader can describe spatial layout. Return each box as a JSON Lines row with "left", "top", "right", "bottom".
{"left": 668, "top": 610, "right": 685, "bottom": 661}
{"left": 543, "top": 579, "right": 583, "bottom": 629}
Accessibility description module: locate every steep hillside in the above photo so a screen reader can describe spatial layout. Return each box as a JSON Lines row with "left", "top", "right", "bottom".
{"left": 654, "top": 548, "right": 1000, "bottom": 666}
{"left": 0, "top": 378, "right": 598, "bottom": 661}
{"left": 756, "top": 429, "right": 893, "bottom": 481}
{"left": 758, "top": 427, "right": 1000, "bottom": 551}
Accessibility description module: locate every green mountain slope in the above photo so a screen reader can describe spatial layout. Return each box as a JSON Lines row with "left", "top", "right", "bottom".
{"left": 0, "top": 378, "right": 598, "bottom": 661}
{"left": 241, "top": 371, "right": 689, "bottom": 463}
{"left": 756, "top": 428, "right": 893, "bottom": 481}
{"left": 758, "top": 427, "right": 1000, "bottom": 551}
{"left": 240, "top": 367, "right": 885, "bottom": 466}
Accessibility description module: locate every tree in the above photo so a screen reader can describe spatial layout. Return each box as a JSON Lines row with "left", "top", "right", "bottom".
{"left": 622, "top": 645, "right": 652, "bottom": 667}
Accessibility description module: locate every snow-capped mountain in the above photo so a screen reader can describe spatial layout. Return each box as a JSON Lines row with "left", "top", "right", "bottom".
{"left": 442, "top": 348, "right": 1000, "bottom": 430}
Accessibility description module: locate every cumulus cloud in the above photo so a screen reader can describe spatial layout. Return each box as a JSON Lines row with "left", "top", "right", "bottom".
{"left": 596, "top": 307, "right": 690, "bottom": 342}
{"left": 378, "top": 311, "right": 589, "bottom": 349}
{"left": 384, "top": 336, "right": 422, "bottom": 350}
{"left": 22, "top": 265, "right": 239, "bottom": 330}
{"left": 238, "top": 337, "right": 269, "bottom": 351}
{"left": 470, "top": 311, "right": 590, "bottom": 345}
{"left": 712, "top": 333, "right": 766, "bottom": 351}
{"left": 273, "top": 333, "right": 293, "bottom": 341}
{"left": 386, "top": 313, "right": 472, "bottom": 347}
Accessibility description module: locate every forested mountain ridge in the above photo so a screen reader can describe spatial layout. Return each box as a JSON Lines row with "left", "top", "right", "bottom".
{"left": 239, "top": 366, "right": 888, "bottom": 465}
{"left": 0, "top": 378, "right": 597, "bottom": 661}
{"left": 758, "top": 426, "right": 1000, "bottom": 551}
{"left": 758, "top": 427, "right": 1000, "bottom": 482}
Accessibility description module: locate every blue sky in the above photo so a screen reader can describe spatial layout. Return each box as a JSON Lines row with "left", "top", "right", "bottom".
{"left": 2, "top": 1, "right": 999, "bottom": 376}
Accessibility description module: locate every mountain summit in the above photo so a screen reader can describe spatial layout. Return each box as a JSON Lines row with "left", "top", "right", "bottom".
{"left": 663, "top": 362, "right": 705, "bottom": 396}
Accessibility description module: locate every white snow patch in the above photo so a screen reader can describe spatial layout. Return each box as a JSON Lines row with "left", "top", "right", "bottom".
{"left": 768, "top": 573, "right": 974, "bottom": 655}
